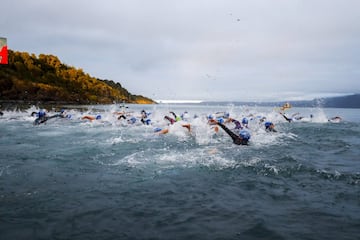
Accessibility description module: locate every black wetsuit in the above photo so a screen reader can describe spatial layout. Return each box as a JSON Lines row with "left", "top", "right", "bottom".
{"left": 280, "top": 113, "right": 292, "bottom": 122}
{"left": 118, "top": 115, "right": 126, "bottom": 120}
{"left": 34, "top": 114, "right": 62, "bottom": 125}
{"left": 170, "top": 111, "right": 177, "bottom": 119}
{"left": 217, "top": 122, "right": 248, "bottom": 145}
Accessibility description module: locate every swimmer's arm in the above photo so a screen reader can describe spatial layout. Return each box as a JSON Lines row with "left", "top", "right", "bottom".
{"left": 217, "top": 122, "right": 242, "bottom": 145}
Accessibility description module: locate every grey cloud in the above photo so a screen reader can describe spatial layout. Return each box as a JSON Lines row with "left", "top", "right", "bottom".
{"left": 1, "top": 0, "right": 359, "bottom": 101}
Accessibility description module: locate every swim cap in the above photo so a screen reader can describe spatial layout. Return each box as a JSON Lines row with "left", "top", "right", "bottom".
{"left": 129, "top": 117, "right": 136, "bottom": 124}
{"left": 145, "top": 119, "right": 151, "bottom": 125}
{"left": 96, "top": 115, "right": 102, "bottom": 120}
{"left": 217, "top": 118, "right": 224, "bottom": 124}
{"left": 239, "top": 130, "right": 251, "bottom": 140}
{"left": 208, "top": 114, "right": 214, "bottom": 120}
{"left": 38, "top": 111, "right": 46, "bottom": 118}
{"left": 154, "top": 127, "right": 162, "bottom": 133}
{"left": 242, "top": 118, "right": 248, "bottom": 124}
{"left": 264, "top": 121, "right": 272, "bottom": 128}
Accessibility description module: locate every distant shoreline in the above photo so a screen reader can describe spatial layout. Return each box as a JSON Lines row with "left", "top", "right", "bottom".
{"left": 2, "top": 92, "right": 360, "bottom": 110}
{"left": 155, "top": 100, "right": 203, "bottom": 104}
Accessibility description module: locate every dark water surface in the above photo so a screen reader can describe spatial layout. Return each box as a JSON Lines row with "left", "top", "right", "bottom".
{"left": 1, "top": 105, "right": 359, "bottom": 239}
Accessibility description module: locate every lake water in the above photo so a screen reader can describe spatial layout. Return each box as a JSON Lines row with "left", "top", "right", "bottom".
{"left": 0, "top": 103, "right": 359, "bottom": 239}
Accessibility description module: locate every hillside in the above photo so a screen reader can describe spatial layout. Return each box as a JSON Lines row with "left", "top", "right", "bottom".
{"left": 0, "top": 50, "right": 155, "bottom": 104}
{"left": 316, "top": 94, "right": 360, "bottom": 108}
{"left": 287, "top": 94, "right": 360, "bottom": 108}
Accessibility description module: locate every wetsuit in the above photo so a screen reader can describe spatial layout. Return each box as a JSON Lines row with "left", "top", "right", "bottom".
{"left": 34, "top": 113, "right": 63, "bottom": 125}
{"left": 140, "top": 110, "right": 148, "bottom": 124}
{"left": 118, "top": 115, "right": 127, "bottom": 120}
{"left": 280, "top": 112, "right": 292, "bottom": 122}
{"left": 164, "top": 116, "right": 176, "bottom": 124}
{"left": 217, "top": 122, "right": 249, "bottom": 145}
{"left": 231, "top": 119, "right": 242, "bottom": 129}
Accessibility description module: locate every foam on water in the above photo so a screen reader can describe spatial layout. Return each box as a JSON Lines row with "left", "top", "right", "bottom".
{"left": 1, "top": 104, "right": 359, "bottom": 240}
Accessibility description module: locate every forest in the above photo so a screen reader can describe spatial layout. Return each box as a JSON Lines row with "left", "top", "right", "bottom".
{"left": 0, "top": 50, "right": 155, "bottom": 104}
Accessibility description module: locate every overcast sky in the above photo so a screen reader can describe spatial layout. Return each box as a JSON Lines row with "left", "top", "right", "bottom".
{"left": 2, "top": 0, "right": 360, "bottom": 101}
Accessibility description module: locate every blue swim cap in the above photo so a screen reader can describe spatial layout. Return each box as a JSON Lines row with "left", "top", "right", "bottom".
{"left": 154, "top": 127, "right": 162, "bottom": 133}
{"left": 207, "top": 114, "right": 214, "bottom": 120}
{"left": 224, "top": 112, "right": 230, "bottom": 118}
{"left": 129, "top": 117, "right": 136, "bottom": 124}
{"left": 264, "top": 121, "right": 272, "bottom": 128}
{"left": 242, "top": 117, "right": 248, "bottom": 124}
{"left": 38, "top": 111, "right": 46, "bottom": 117}
{"left": 239, "top": 130, "right": 251, "bottom": 140}
{"left": 217, "top": 118, "right": 224, "bottom": 124}
{"left": 96, "top": 115, "right": 102, "bottom": 120}
{"left": 145, "top": 119, "right": 151, "bottom": 125}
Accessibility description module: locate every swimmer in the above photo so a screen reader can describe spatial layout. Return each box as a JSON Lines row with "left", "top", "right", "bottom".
{"left": 32, "top": 110, "right": 64, "bottom": 125}
{"left": 169, "top": 111, "right": 182, "bottom": 122}
{"left": 57, "top": 109, "right": 72, "bottom": 119}
{"left": 154, "top": 123, "right": 191, "bottom": 135}
{"left": 211, "top": 120, "right": 250, "bottom": 145}
{"left": 140, "top": 110, "right": 152, "bottom": 125}
{"left": 154, "top": 127, "right": 169, "bottom": 134}
{"left": 114, "top": 104, "right": 132, "bottom": 120}
{"left": 127, "top": 117, "right": 137, "bottom": 124}
{"left": 241, "top": 117, "right": 249, "bottom": 128}
{"left": 207, "top": 115, "right": 220, "bottom": 133}
{"left": 280, "top": 102, "right": 292, "bottom": 111}
{"left": 81, "top": 115, "right": 102, "bottom": 121}
{"left": 279, "top": 112, "right": 293, "bottom": 122}
{"left": 141, "top": 118, "right": 151, "bottom": 125}
{"left": 117, "top": 114, "right": 127, "bottom": 120}
{"left": 164, "top": 115, "right": 176, "bottom": 125}
{"left": 328, "top": 116, "right": 342, "bottom": 123}
{"left": 225, "top": 117, "right": 242, "bottom": 129}
{"left": 264, "top": 121, "right": 277, "bottom": 132}
{"left": 32, "top": 110, "right": 48, "bottom": 125}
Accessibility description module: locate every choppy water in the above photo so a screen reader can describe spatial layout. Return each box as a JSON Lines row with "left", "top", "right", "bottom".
{"left": 0, "top": 104, "right": 359, "bottom": 240}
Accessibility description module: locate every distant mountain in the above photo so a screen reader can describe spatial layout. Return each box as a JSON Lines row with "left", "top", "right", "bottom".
{"left": 202, "top": 94, "right": 360, "bottom": 108}
{"left": 315, "top": 94, "right": 360, "bottom": 108}
{"left": 0, "top": 50, "right": 155, "bottom": 105}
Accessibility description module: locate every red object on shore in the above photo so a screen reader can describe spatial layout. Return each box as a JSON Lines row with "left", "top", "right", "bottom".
{"left": 0, "top": 38, "right": 8, "bottom": 64}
